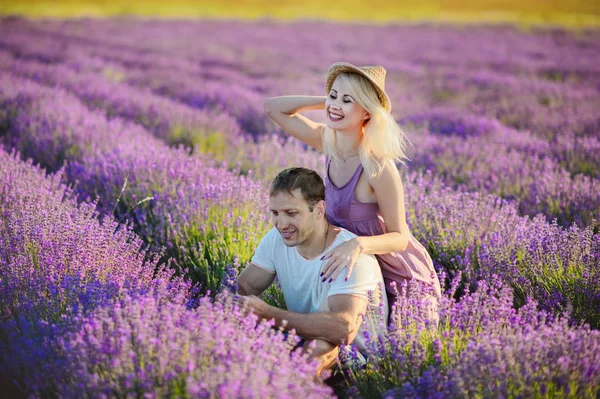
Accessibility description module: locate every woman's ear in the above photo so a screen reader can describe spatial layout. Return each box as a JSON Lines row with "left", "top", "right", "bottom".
{"left": 364, "top": 113, "right": 371, "bottom": 120}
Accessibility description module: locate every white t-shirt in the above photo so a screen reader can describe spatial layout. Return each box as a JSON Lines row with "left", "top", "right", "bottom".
{"left": 251, "top": 227, "right": 388, "bottom": 353}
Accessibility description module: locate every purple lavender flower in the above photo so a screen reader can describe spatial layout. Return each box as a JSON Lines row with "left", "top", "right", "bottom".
{"left": 57, "top": 293, "right": 333, "bottom": 398}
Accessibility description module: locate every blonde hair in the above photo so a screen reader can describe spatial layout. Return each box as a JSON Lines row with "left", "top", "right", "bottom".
{"left": 322, "top": 72, "right": 410, "bottom": 177}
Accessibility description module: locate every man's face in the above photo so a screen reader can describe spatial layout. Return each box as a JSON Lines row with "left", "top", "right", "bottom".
{"left": 269, "top": 188, "right": 318, "bottom": 247}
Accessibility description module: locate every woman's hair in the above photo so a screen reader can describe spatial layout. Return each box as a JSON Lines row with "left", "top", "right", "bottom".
{"left": 322, "top": 72, "right": 410, "bottom": 177}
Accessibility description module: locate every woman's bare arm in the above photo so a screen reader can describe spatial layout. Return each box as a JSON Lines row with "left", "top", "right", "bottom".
{"left": 264, "top": 95, "right": 326, "bottom": 151}
{"left": 359, "top": 161, "right": 410, "bottom": 253}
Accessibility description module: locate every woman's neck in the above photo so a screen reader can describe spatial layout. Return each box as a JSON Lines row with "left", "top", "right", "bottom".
{"left": 334, "top": 129, "right": 362, "bottom": 156}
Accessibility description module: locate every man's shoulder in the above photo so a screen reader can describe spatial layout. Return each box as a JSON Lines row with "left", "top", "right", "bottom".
{"left": 333, "top": 228, "right": 358, "bottom": 242}
{"left": 252, "top": 228, "right": 286, "bottom": 273}
{"left": 260, "top": 228, "right": 292, "bottom": 253}
{"left": 262, "top": 227, "right": 283, "bottom": 244}
{"left": 264, "top": 227, "right": 279, "bottom": 239}
{"left": 333, "top": 228, "right": 376, "bottom": 262}
{"left": 254, "top": 228, "right": 284, "bottom": 256}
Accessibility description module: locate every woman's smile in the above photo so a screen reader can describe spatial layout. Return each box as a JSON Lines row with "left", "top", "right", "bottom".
{"left": 328, "top": 111, "right": 344, "bottom": 121}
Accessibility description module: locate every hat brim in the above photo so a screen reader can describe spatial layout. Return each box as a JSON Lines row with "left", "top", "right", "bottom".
{"left": 326, "top": 62, "right": 392, "bottom": 113}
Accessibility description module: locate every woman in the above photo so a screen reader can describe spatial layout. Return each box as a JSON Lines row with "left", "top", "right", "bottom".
{"left": 264, "top": 62, "right": 441, "bottom": 312}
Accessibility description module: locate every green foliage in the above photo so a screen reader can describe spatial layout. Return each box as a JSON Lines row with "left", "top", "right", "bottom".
{"left": 168, "top": 205, "right": 269, "bottom": 294}
{"left": 260, "top": 282, "right": 287, "bottom": 310}
{"left": 170, "top": 125, "right": 229, "bottom": 161}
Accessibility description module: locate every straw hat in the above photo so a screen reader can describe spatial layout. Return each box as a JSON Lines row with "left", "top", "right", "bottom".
{"left": 325, "top": 62, "right": 392, "bottom": 113}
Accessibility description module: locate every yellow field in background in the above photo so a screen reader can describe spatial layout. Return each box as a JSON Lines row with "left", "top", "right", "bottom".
{"left": 0, "top": 0, "right": 598, "bottom": 28}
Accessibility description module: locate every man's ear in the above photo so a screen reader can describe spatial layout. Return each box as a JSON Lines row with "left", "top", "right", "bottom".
{"left": 316, "top": 200, "right": 326, "bottom": 217}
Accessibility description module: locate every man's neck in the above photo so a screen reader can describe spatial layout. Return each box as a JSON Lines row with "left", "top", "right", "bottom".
{"left": 296, "top": 222, "right": 333, "bottom": 260}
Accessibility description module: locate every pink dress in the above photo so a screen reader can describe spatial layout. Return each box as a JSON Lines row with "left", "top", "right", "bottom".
{"left": 324, "top": 157, "right": 442, "bottom": 304}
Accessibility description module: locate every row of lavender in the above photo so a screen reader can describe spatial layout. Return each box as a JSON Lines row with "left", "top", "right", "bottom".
{"left": 0, "top": 48, "right": 320, "bottom": 180}
{"left": 3, "top": 146, "right": 598, "bottom": 397}
{"left": 1, "top": 67, "right": 598, "bottom": 329}
{"left": 5, "top": 18, "right": 598, "bottom": 150}
{"left": 0, "top": 19, "right": 597, "bottom": 227}
{"left": 0, "top": 147, "right": 330, "bottom": 398}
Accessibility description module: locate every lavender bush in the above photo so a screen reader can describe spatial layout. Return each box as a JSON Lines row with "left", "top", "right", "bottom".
{"left": 403, "top": 170, "right": 600, "bottom": 328}
{"left": 342, "top": 276, "right": 600, "bottom": 398}
{"left": 56, "top": 292, "right": 331, "bottom": 398}
{"left": 0, "top": 147, "right": 190, "bottom": 395}
{"left": 405, "top": 124, "right": 600, "bottom": 227}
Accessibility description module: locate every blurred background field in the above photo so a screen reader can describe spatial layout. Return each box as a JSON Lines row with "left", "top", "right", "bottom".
{"left": 0, "top": 0, "right": 598, "bottom": 28}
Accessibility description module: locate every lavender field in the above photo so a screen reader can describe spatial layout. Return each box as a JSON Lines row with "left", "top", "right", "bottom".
{"left": 0, "top": 17, "right": 599, "bottom": 398}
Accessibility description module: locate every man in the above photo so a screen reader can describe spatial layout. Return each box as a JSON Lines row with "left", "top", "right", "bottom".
{"left": 235, "top": 167, "right": 388, "bottom": 376}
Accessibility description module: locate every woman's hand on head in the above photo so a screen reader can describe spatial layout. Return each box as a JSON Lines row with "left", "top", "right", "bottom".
{"left": 320, "top": 238, "right": 363, "bottom": 283}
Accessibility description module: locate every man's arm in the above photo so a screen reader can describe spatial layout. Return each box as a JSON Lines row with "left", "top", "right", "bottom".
{"left": 243, "top": 293, "right": 368, "bottom": 346}
{"left": 237, "top": 262, "right": 276, "bottom": 296}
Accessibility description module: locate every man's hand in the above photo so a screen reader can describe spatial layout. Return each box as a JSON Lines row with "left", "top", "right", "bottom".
{"left": 214, "top": 292, "right": 271, "bottom": 320}
{"left": 240, "top": 295, "right": 271, "bottom": 319}
{"left": 214, "top": 290, "right": 229, "bottom": 304}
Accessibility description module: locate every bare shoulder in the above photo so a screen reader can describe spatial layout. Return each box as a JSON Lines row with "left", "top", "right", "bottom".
{"left": 367, "top": 159, "right": 403, "bottom": 189}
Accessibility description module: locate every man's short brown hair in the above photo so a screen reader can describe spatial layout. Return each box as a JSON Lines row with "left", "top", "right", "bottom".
{"left": 270, "top": 168, "right": 325, "bottom": 211}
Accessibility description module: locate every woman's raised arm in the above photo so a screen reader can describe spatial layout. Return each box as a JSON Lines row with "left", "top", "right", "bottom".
{"left": 264, "top": 95, "right": 326, "bottom": 151}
